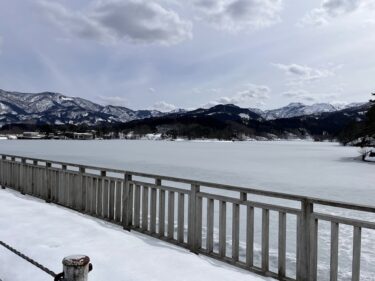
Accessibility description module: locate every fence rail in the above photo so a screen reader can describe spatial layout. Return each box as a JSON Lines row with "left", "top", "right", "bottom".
{"left": 0, "top": 154, "right": 374, "bottom": 281}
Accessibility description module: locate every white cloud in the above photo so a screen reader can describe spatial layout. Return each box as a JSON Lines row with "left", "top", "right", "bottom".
{"left": 152, "top": 101, "right": 176, "bottom": 112}
{"left": 193, "top": 0, "right": 283, "bottom": 31}
{"left": 282, "top": 89, "right": 342, "bottom": 103}
{"left": 148, "top": 87, "right": 156, "bottom": 93}
{"left": 98, "top": 96, "right": 129, "bottom": 106}
{"left": 273, "top": 63, "right": 334, "bottom": 84}
{"left": 37, "top": 0, "right": 192, "bottom": 45}
{"left": 300, "top": 0, "right": 373, "bottom": 26}
{"left": 206, "top": 83, "right": 270, "bottom": 108}
{"left": 282, "top": 90, "right": 316, "bottom": 102}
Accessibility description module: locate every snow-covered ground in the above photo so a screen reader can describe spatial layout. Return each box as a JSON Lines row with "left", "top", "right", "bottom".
{"left": 0, "top": 140, "right": 374, "bottom": 280}
{"left": 0, "top": 189, "right": 272, "bottom": 281}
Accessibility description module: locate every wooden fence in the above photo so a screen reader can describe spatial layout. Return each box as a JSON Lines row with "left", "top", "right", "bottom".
{"left": 0, "top": 154, "right": 374, "bottom": 281}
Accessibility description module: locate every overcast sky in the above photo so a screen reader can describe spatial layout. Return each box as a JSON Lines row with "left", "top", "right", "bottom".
{"left": 0, "top": 0, "right": 374, "bottom": 111}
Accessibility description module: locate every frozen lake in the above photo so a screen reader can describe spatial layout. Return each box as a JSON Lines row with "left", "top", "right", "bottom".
{"left": 0, "top": 139, "right": 373, "bottom": 205}
{"left": 0, "top": 140, "right": 374, "bottom": 280}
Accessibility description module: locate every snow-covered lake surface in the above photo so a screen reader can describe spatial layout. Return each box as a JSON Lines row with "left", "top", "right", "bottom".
{"left": 0, "top": 140, "right": 374, "bottom": 280}
{"left": 0, "top": 189, "right": 272, "bottom": 281}
{"left": 0, "top": 140, "right": 373, "bottom": 204}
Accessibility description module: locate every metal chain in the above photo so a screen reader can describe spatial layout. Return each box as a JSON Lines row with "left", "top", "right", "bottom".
{"left": 0, "top": 240, "right": 57, "bottom": 278}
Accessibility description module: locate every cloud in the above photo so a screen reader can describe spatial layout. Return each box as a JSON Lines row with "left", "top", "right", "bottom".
{"left": 37, "top": 0, "right": 192, "bottom": 45}
{"left": 148, "top": 87, "right": 156, "bottom": 93}
{"left": 193, "top": 0, "right": 283, "bottom": 31}
{"left": 206, "top": 83, "right": 270, "bottom": 108}
{"left": 273, "top": 63, "right": 334, "bottom": 83}
{"left": 282, "top": 89, "right": 341, "bottom": 103}
{"left": 282, "top": 90, "right": 316, "bottom": 102}
{"left": 300, "top": 0, "right": 372, "bottom": 26}
{"left": 152, "top": 101, "right": 176, "bottom": 112}
{"left": 98, "top": 96, "right": 129, "bottom": 106}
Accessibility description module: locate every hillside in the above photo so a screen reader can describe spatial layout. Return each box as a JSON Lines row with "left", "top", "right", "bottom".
{"left": 0, "top": 89, "right": 371, "bottom": 141}
{"left": 116, "top": 103, "right": 371, "bottom": 140}
{"left": 0, "top": 89, "right": 163, "bottom": 126}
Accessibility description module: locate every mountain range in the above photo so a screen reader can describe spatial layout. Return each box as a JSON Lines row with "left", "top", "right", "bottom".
{"left": 0, "top": 89, "right": 367, "bottom": 127}
{"left": 0, "top": 89, "right": 163, "bottom": 126}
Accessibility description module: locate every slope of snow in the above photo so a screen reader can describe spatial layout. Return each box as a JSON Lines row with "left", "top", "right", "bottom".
{"left": 0, "top": 189, "right": 272, "bottom": 281}
{"left": 263, "top": 103, "right": 338, "bottom": 120}
{"left": 0, "top": 90, "right": 163, "bottom": 125}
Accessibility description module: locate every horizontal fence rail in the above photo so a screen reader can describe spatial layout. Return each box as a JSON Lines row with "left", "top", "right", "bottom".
{"left": 0, "top": 154, "right": 374, "bottom": 281}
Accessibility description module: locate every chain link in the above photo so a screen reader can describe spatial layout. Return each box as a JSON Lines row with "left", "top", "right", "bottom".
{"left": 0, "top": 240, "right": 58, "bottom": 278}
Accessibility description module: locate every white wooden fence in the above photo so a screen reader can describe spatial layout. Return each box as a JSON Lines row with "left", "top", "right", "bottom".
{"left": 0, "top": 154, "right": 374, "bottom": 281}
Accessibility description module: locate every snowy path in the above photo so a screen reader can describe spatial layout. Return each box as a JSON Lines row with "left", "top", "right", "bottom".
{"left": 0, "top": 189, "right": 273, "bottom": 281}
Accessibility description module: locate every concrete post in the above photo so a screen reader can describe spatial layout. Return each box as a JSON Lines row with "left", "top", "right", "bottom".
{"left": 62, "top": 255, "right": 91, "bottom": 281}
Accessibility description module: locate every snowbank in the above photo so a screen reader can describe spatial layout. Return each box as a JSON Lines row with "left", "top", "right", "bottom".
{"left": 0, "top": 189, "right": 272, "bottom": 281}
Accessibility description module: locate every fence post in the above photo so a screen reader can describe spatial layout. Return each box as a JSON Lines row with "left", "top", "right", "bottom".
{"left": 79, "top": 167, "right": 86, "bottom": 211}
{"left": 1, "top": 155, "right": 5, "bottom": 189}
{"left": 122, "top": 172, "right": 132, "bottom": 231}
{"left": 20, "top": 158, "right": 26, "bottom": 195}
{"left": 62, "top": 255, "right": 91, "bottom": 281}
{"left": 46, "top": 162, "right": 52, "bottom": 203}
{"left": 188, "top": 183, "right": 200, "bottom": 253}
{"left": 297, "top": 199, "right": 313, "bottom": 281}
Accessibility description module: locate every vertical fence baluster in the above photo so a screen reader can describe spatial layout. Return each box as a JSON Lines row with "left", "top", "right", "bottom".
{"left": 0, "top": 156, "right": 4, "bottom": 188}
{"left": 310, "top": 218, "right": 318, "bottom": 281}
{"left": 246, "top": 205, "right": 254, "bottom": 267}
{"left": 177, "top": 193, "right": 185, "bottom": 243}
{"left": 168, "top": 191, "right": 175, "bottom": 239}
{"left": 206, "top": 198, "right": 214, "bottom": 253}
{"left": 188, "top": 184, "right": 200, "bottom": 252}
{"left": 278, "top": 211, "right": 286, "bottom": 278}
{"left": 68, "top": 172, "right": 74, "bottom": 208}
{"left": 122, "top": 173, "right": 132, "bottom": 230}
{"left": 330, "top": 222, "right": 339, "bottom": 281}
{"left": 196, "top": 195, "right": 202, "bottom": 248}
{"left": 79, "top": 167, "right": 86, "bottom": 211}
{"left": 20, "top": 159, "right": 26, "bottom": 195}
{"left": 142, "top": 185, "right": 149, "bottom": 231}
{"left": 109, "top": 180, "right": 115, "bottom": 221}
{"left": 352, "top": 226, "right": 362, "bottom": 281}
{"left": 159, "top": 185, "right": 165, "bottom": 237}
{"left": 86, "top": 176, "right": 92, "bottom": 213}
{"left": 134, "top": 185, "right": 141, "bottom": 228}
{"left": 91, "top": 178, "right": 97, "bottom": 215}
{"left": 45, "top": 162, "right": 52, "bottom": 202}
{"left": 115, "top": 180, "right": 122, "bottom": 223}
{"left": 97, "top": 174, "right": 103, "bottom": 217}
{"left": 103, "top": 179, "right": 109, "bottom": 219}
{"left": 150, "top": 187, "right": 157, "bottom": 234}
{"left": 262, "top": 209, "right": 269, "bottom": 272}
{"left": 219, "top": 200, "right": 227, "bottom": 257}
{"left": 60, "top": 165, "right": 66, "bottom": 205}
{"left": 232, "top": 202, "right": 240, "bottom": 262}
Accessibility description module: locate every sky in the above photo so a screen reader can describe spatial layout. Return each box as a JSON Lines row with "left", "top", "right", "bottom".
{"left": 0, "top": 0, "right": 374, "bottom": 111}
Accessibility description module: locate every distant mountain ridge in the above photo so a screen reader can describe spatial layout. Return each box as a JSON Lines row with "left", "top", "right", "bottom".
{"left": 0, "top": 89, "right": 163, "bottom": 126}
{"left": 119, "top": 102, "right": 371, "bottom": 140}
{"left": 250, "top": 102, "right": 364, "bottom": 120}
{"left": 0, "top": 89, "right": 368, "bottom": 128}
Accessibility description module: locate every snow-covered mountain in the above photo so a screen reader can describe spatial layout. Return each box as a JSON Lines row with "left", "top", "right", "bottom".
{"left": 0, "top": 89, "right": 367, "bottom": 127}
{"left": 255, "top": 102, "right": 365, "bottom": 120}
{"left": 0, "top": 89, "right": 163, "bottom": 126}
